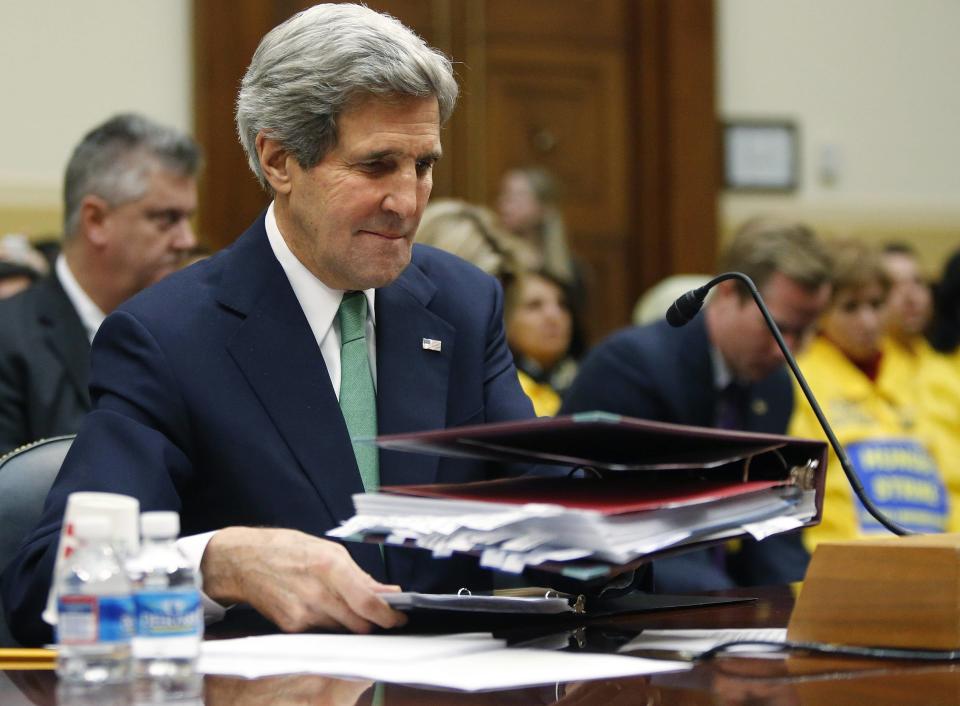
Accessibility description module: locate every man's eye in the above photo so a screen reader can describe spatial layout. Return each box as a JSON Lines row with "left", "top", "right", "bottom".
{"left": 416, "top": 159, "right": 435, "bottom": 176}
{"left": 147, "top": 210, "right": 182, "bottom": 229}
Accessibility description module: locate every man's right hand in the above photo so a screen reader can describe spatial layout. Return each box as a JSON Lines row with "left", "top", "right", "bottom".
{"left": 200, "top": 527, "right": 407, "bottom": 633}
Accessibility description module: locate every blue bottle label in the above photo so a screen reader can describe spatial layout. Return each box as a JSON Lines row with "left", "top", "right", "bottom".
{"left": 98, "top": 596, "right": 136, "bottom": 643}
{"left": 135, "top": 589, "right": 202, "bottom": 638}
{"left": 57, "top": 594, "right": 134, "bottom": 645}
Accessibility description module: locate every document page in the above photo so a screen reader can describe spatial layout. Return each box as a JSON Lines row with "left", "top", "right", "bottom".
{"left": 620, "top": 628, "right": 789, "bottom": 659}
{"left": 198, "top": 633, "right": 691, "bottom": 690}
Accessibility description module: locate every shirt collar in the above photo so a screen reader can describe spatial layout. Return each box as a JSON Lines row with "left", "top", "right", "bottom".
{"left": 263, "top": 202, "right": 376, "bottom": 333}
{"left": 710, "top": 343, "right": 735, "bottom": 392}
{"left": 55, "top": 254, "right": 105, "bottom": 344}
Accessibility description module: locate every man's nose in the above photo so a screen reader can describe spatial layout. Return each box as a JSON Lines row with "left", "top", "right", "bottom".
{"left": 174, "top": 219, "right": 198, "bottom": 250}
{"left": 382, "top": 170, "right": 419, "bottom": 219}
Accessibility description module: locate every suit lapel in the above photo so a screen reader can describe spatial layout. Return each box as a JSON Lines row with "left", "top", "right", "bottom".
{"left": 37, "top": 275, "right": 91, "bottom": 407}
{"left": 671, "top": 315, "right": 717, "bottom": 426}
{"left": 375, "top": 261, "right": 453, "bottom": 489}
{"left": 375, "top": 260, "right": 455, "bottom": 588}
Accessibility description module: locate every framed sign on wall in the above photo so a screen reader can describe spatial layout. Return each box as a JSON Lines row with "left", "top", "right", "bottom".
{"left": 722, "top": 120, "right": 798, "bottom": 192}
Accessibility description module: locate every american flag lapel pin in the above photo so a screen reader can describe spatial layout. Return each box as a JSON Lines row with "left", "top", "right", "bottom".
{"left": 422, "top": 338, "right": 442, "bottom": 352}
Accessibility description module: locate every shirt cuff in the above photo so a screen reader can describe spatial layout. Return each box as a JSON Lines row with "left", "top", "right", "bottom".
{"left": 176, "top": 530, "right": 230, "bottom": 624}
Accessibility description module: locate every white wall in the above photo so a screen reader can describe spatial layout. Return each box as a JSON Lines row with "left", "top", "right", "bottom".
{"left": 718, "top": 0, "right": 960, "bottom": 264}
{"left": 0, "top": 0, "right": 192, "bottom": 209}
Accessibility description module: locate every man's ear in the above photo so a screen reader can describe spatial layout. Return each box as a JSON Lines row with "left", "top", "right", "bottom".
{"left": 77, "top": 195, "right": 112, "bottom": 248}
{"left": 256, "top": 132, "right": 295, "bottom": 195}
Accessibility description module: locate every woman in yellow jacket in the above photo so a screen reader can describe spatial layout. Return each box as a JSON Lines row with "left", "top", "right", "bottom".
{"left": 790, "top": 239, "right": 951, "bottom": 553}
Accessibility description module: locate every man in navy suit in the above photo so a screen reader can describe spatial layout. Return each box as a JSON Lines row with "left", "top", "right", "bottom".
{"left": 2, "top": 4, "right": 535, "bottom": 645}
{"left": 561, "top": 220, "right": 833, "bottom": 592}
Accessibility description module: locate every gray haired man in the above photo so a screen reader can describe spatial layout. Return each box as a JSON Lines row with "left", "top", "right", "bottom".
{"left": 3, "top": 4, "right": 537, "bottom": 645}
{"left": 0, "top": 113, "right": 199, "bottom": 455}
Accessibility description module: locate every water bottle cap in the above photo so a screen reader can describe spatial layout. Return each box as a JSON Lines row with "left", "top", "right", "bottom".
{"left": 72, "top": 515, "right": 112, "bottom": 541}
{"left": 140, "top": 511, "right": 180, "bottom": 538}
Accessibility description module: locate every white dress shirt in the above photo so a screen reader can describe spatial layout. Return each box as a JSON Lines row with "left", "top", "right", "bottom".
{"left": 179, "top": 202, "right": 377, "bottom": 621}
{"left": 55, "top": 255, "right": 106, "bottom": 344}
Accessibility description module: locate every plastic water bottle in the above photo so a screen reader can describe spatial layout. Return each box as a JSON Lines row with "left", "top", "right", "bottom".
{"left": 56, "top": 515, "right": 134, "bottom": 684}
{"left": 128, "top": 511, "right": 203, "bottom": 681}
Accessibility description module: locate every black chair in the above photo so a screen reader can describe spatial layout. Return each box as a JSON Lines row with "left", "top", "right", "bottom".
{"left": 0, "top": 435, "right": 74, "bottom": 646}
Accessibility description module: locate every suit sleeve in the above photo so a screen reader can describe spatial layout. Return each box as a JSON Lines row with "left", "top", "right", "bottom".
{"left": 1, "top": 310, "right": 193, "bottom": 645}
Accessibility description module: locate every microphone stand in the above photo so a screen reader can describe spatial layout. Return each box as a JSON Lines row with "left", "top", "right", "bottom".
{"left": 667, "top": 271, "right": 913, "bottom": 537}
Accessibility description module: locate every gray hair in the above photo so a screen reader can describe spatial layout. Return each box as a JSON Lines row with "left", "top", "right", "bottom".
{"left": 63, "top": 113, "right": 200, "bottom": 240}
{"left": 236, "top": 3, "right": 458, "bottom": 190}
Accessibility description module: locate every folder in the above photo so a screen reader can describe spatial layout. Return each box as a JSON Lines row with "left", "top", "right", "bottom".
{"left": 331, "top": 412, "right": 826, "bottom": 583}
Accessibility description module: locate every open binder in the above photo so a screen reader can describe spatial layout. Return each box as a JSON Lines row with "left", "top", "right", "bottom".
{"left": 330, "top": 412, "right": 827, "bottom": 582}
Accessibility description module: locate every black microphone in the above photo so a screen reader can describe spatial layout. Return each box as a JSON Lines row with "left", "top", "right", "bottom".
{"left": 665, "top": 286, "right": 712, "bottom": 327}
{"left": 666, "top": 271, "right": 913, "bottom": 537}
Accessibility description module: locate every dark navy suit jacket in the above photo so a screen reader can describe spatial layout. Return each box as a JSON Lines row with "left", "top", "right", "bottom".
{"left": 560, "top": 315, "right": 809, "bottom": 591}
{"left": 0, "top": 272, "right": 91, "bottom": 455}
{"left": 1, "top": 214, "right": 535, "bottom": 644}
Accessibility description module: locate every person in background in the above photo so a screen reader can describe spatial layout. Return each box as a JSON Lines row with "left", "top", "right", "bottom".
{"left": 562, "top": 219, "right": 833, "bottom": 592}
{"left": 0, "top": 261, "right": 40, "bottom": 300}
{"left": 0, "top": 234, "right": 49, "bottom": 298}
{"left": 790, "top": 238, "right": 952, "bottom": 552}
{"left": 505, "top": 270, "right": 581, "bottom": 416}
{"left": 918, "top": 250, "right": 960, "bottom": 525}
{"left": 414, "top": 198, "right": 525, "bottom": 282}
{"left": 882, "top": 243, "right": 934, "bottom": 354}
{"left": 496, "top": 167, "right": 582, "bottom": 281}
{"left": 0, "top": 113, "right": 199, "bottom": 455}
{"left": 879, "top": 243, "right": 936, "bottom": 419}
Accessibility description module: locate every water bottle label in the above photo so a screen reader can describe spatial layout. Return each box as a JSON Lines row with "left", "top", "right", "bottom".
{"left": 57, "top": 595, "right": 97, "bottom": 644}
{"left": 98, "top": 596, "right": 136, "bottom": 643}
{"left": 57, "top": 594, "right": 134, "bottom": 645}
{"left": 135, "top": 589, "right": 202, "bottom": 638}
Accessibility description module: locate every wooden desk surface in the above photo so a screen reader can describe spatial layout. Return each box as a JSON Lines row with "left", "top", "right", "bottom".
{"left": 5, "top": 585, "right": 960, "bottom": 705}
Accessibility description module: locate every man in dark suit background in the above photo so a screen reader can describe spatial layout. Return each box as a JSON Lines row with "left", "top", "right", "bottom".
{"left": 0, "top": 114, "right": 199, "bottom": 455}
{"left": 561, "top": 220, "right": 833, "bottom": 592}
{"left": 3, "top": 4, "right": 537, "bottom": 645}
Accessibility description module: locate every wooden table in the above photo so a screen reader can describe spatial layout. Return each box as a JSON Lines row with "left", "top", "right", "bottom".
{"left": 5, "top": 585, "right": 960, "bottom": 705}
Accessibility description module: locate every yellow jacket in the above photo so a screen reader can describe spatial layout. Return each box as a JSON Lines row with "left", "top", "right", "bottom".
{"left": 789, "top": 336, "right": 950, "bottom": 553}
{"left": 517, "top": 370, "right": 561, "bottom": 417}
{"left": 877, "top": 336, "right": 935, "bottom": 425}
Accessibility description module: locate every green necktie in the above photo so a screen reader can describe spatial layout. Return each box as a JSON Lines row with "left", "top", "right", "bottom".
{"left": 338, "top": 291, "right": 379, "bottom": 492}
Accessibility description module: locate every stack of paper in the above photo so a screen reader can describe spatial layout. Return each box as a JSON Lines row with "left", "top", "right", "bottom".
{"left": 198, "top": 633, "right": 691, "bottom": 690}
{"left": 329, "top": 475, "right": 816, "bottom": 577}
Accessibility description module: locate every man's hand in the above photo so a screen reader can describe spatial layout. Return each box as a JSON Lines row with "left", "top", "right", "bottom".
{"left": 200, "top": 527, "right": 407, "bottom": 633}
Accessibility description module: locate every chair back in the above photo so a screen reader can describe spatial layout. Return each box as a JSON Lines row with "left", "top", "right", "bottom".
{"left": 0, "top": 435, "right": 74, "bottom": 646}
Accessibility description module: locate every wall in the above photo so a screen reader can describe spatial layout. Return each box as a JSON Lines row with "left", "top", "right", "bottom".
{"left": 718, "top": 0, "right": 960, "bottom": 274}
{"left": 0, "top": 0, "right": 192, "bottom": 238}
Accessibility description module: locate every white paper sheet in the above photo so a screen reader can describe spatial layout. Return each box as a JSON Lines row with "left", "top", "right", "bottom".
{"left": 620, "top": 628, "right": 789, "bottom": 659}
{"left": 198, "top": 633, "right": 691, "bottom": 691}
{"left": 201, "top": 632, "right": 499, "bottom": 664}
